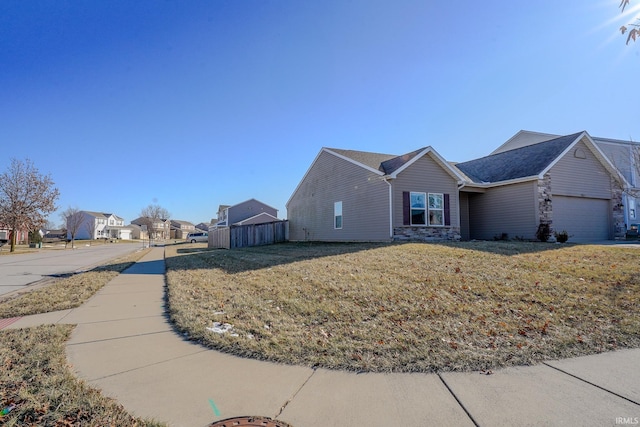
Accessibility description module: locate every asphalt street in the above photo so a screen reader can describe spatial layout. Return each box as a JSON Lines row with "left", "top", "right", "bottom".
{"left": 0, "top": 243, "right": 144, "bottom": 297}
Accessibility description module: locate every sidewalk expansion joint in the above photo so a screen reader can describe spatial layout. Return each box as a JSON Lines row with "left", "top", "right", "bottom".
{"left": 274, "top": 367, "right": 317, "bottom": 420}
{"left": 88, "top": 348, "right": 210, "bottom": 382}
{"left": 437, "top": 373, "right": 481, "bottom": 427}
{"left": 543, "top": 363, "right": 640, "bottom": 406}
{"left": 66, "top": 330, "right": 173, "bottom": 346}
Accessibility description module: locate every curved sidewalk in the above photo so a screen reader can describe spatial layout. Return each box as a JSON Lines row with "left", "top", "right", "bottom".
{"left": 5, "top": 247, "right": 640, "bottom": 427}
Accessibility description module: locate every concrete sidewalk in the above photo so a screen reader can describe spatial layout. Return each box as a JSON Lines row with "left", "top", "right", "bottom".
{"left": 5, "top": 247, "right": 640, "bottom": 426}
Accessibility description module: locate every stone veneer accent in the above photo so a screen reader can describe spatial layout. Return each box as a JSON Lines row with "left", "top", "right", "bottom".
{"left": 612, "top": 179, "right": 626, "bottom": 240}
{"left": 393, "top": 226, "right": 461, "bottom": 242}
{"left": 537, "top": 174, "right": 553, "bottom": 233}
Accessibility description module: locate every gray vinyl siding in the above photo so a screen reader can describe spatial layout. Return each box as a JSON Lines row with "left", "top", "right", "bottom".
{"left": 228, "top": 200, "right": 278, "bottom": 226}
{"left": 459, "top": 192, "right": 470, "bottom": 240}
{"left": 549, "top": 140, "right": 613, "bottom": 199}
{"left": 287, "top": 151, "right": 390, "bottom": 241}
{"left": 468, "top": 181, "right": 537, "bottom": 240}
{"left": 391, "top": 154, "right": 459, "bottom": 227}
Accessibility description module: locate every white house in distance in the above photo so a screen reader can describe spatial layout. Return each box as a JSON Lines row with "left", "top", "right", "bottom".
{"left": 67, "top": 211, "right": 133, "bottom": 240}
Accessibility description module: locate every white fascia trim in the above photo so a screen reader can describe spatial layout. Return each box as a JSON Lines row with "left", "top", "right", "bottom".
{"left": 287, "top": 147, "right": 386, "bottom": 209}
{"left": 465, "top": 175, "right": 540, "bottom": 189}
{"left": 286, "top": 148, "right": 326, "bottom": 208}
{"left": 233, "top": 212, "right": 279, "bottom": 225}
{"left": 539, "top": 132, "right": 583, "bottom": 177}
{"left": 389, "top": 147, "right": 466, "bottom": 181}
{"left": 540, "top": 132, "right": 631, "bottom": 188}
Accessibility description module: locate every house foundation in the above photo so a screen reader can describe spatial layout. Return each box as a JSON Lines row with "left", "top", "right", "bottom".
{"left": 393, "top": 226, "right": 461, "bottom": 242}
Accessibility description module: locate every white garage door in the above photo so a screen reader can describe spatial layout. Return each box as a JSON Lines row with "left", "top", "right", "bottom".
{"left": 553, "top": 196, "right": 610, "bottom": 242}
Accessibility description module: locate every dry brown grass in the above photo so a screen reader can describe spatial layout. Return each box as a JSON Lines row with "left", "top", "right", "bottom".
{"left": 0, "top": 324, "right": 166, "bottom": 426}
{"left": 165, "top": 241, "right": 640, "bottom": 373}
{"left": 0, "top": 248, "right": 150, "bottom": 318}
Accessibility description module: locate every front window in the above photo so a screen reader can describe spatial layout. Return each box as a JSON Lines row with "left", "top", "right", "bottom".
{"left": 334, "top": 201, "right": 343, "bottom": 229}
{"left": 428, "top": 193, "right": 444, "bottom": 226}
{"left": 410, "top": 192, "right": 426, "bottom": 225}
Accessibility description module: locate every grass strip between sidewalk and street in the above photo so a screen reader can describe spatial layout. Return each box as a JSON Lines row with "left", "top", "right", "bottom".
{"left": 165, "top": 241, "right": 640, "bottom": 373}
{"left": 0, "top": 248, "right": 151, "bottom": 318}
{"left": 0, "top": 324, "right": 166, "bottom": 426}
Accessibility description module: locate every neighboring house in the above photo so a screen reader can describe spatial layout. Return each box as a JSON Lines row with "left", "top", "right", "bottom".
{"left": 0, "top": 226, "right": 28, "bottom": 245}
{"left": 287, "top": 146, "right": 464, "bottom": 242}
{"left": 43, "top": 229, "right": 66, "bottom": 241}
{"left": 128, "top": 223, "right": 148, "bottom": 240}
{"left": 131, "top": 217, "right": 170, "bottom": 239}
{"left": 67, "top": 211, "right": 133, "bottom": 240}
{"left": 287, "top": 131, "right": 627, "bottom": 243}
{"left": 195, "top": 222, "right": 211, "bottom": 232}
{"left": 170, "top": 220, "right": 195, "bottom": 239}
{"left": 212, "top": 205, "right": 231, "bottom": 227}
{"left": 454, "top": 132, "right": 626, "bottom": 242}
{"left": 213, "top": 199, "right": 279, "bottom": 227}
{"left": 491, "top": 130, "right": 639, "bottom": 232}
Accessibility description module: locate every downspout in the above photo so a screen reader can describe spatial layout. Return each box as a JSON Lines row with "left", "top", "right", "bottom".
{"left": 384, "top": 177, "right": 393, "bottom": 240}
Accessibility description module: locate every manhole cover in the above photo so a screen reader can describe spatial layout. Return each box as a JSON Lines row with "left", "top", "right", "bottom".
{"left": 209, "top": 416, "right": 293, "bottom": 427}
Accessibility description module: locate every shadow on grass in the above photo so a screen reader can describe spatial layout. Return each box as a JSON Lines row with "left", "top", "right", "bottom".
{"left": 165, "top": 240, "right": 575, "bottom": 274}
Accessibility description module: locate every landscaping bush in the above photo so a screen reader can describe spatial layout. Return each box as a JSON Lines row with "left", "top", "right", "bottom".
{"left": 555, "top": 230, "right": 569, "bottom": 243}
{"left": 536, "top": 223, "right": 551, "bottom": 242}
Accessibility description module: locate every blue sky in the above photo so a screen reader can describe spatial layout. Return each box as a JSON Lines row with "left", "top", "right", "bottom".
{"left": 1, "top": 0, "right": 638, "bottom": 226}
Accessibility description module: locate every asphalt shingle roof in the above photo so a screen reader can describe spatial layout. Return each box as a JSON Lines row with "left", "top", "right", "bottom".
{"left": 380, "top": 147, "right": 429, "bottom": 175}
{"left": 454, "top": 132, "right": 583, "bottom": 183}
{"left": 327, "top": 148, "right": 396, "bottom": 172}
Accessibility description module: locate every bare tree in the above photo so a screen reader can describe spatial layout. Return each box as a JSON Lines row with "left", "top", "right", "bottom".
{"left": 0, "top": 159, "right": 60, "bottom": 252}
{"left": 139, "top": 204, "right": 171, "bottom": 243}
{"left": 62, "top": 206, "right": 83, "bottom": 249}
{"left": 85, "top": 215, "right": 97, "bottom": 245}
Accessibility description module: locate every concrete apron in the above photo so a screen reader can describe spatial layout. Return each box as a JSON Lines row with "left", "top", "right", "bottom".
{"left": 52, "top": 247, "right": 640, "bottom": 427}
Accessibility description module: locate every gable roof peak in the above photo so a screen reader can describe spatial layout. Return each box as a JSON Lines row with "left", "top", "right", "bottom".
{"left": 455, "top": 132, "right": 585, "bottom": 184}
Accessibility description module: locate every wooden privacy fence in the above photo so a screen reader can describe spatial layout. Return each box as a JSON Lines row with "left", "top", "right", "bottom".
{"left": 209, "top": 220, "right": 289, "bottom": 249}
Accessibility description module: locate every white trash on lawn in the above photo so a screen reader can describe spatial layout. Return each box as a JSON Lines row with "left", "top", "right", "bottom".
{"left": 206, "top": 322, "right": 239, "bottom": 337}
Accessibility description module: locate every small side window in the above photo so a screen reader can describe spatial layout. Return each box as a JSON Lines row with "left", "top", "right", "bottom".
{"left": 334, "top": 201, "right": 343, "bottom": 229}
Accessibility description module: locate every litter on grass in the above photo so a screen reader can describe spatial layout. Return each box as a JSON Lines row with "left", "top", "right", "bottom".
{"left": 207, "top": 322, "right": 239, "bottom": 337}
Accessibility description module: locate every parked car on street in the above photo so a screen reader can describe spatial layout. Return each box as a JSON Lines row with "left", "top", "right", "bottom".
{"left": 186, "top": 232, "right": 208, "bottom": 243}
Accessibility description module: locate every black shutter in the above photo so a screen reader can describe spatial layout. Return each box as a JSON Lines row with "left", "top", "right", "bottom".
{"left": 444, "top": 193, "right": 451, "bottom": 226}
{"left": 402, "top": 192, "right": 410, "bottom": 225}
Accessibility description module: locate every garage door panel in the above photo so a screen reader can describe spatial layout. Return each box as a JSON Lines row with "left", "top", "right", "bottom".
{"left": 553, "top": 196, "right": 610, "bottom": 242}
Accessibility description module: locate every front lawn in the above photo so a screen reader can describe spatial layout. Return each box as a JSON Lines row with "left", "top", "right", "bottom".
{"left": 165, "top": 241, "right": 639, "bottom": 372}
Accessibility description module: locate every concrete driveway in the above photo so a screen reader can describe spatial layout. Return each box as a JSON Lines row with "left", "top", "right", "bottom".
{"left": 0, "top": 243, "right": 144, "bottom": 297}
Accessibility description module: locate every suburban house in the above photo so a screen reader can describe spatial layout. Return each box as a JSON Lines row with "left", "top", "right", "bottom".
{"left": 454, "top": 132, "right": 626, "bottom": 242}
{"left": 212, "top": 199, "right": 279, "bottom": 228}
{"left": 490, "top": 130, "right": 639, "bottom": 233}
{"left": 209, "top": 199, "right": 285, "bottom": 249}
{"left": 66, "top": 211, "right": 133, "bottom": 240}
{"left": 0, "top": 226, "right": 28, "bottom": 246}
{"left": 170, "top": 220, "right": 195, "bottom": 239}
{"left": 131, "top": 217, "right": 170, "bottom": 240}
{"left": 287, "top": 146, "right": 464, "bottom": 242}
{"left": 195, "top": 222, "right": 211, "bottom": 232}
{"left": 287, "top": 131, "right": 628, "bottom": 243}
{"left": 128, "top": 223, "right": 147, "bottom": 240}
